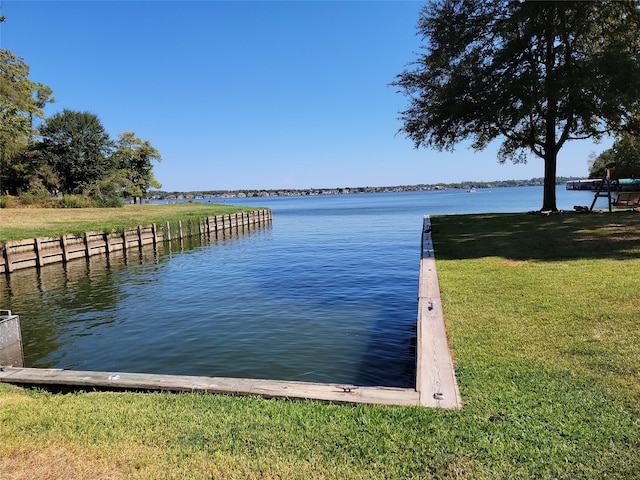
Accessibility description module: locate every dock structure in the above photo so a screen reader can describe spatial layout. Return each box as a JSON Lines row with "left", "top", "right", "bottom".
{"left": 0, "top": 214, "right": 461, "bottom": 409}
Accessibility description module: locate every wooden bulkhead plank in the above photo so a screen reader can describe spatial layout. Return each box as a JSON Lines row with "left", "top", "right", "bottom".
{"left": 416, "top": 215, "right": 462, "bottom": 409}
{"left": 0, "top": 367, "right": 419, "bottom": 407}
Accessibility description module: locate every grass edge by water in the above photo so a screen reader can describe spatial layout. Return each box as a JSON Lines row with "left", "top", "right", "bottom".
{"left": 0, "top": 203, "right": 261, "bottom": 243}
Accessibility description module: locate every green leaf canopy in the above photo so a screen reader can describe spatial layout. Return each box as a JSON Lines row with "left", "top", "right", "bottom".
{"left": 394, "top": 0, "right": 640, "bottom": 211}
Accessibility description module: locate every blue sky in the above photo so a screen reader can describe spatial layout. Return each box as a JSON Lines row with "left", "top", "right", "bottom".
{"left": 2, "top": 0, "right": 611, "bottom": 192}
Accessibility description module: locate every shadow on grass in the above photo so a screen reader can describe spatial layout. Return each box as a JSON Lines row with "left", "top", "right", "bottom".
{"left": 431, "top": 211, "right": 640, "bottom": 262}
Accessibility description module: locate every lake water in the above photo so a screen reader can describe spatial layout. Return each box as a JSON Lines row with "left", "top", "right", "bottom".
{"left": 0, "top": 186, "right": 602, "bottom": 387}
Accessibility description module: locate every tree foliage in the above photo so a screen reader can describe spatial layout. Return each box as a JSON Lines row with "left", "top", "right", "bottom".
{"left": 39, "top": 110, "right": 113, "bottom": 194}
{"left": 589, "top": 129, "right": 640, "bottom": 179}
{"left": 112, "top": 132, "right": 162, "bottom": 203}
{"left": 393, "top": 0, "right": 640, "bottom": 211}
{"left": 1, "top": 16, "right": 161, "bottom": 206}
{"left": 0, "top": 48, "right": 55, "bottom": 193}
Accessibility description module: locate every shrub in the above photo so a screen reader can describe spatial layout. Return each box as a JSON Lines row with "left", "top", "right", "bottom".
{"left": 0, "top": 196, "right": 20, "bottom": 208}
{"left": 58, "top": 195, "right": 96, "bottom": 208}
{"left": 95, "top": 196, "right": 124, "bottom": 208}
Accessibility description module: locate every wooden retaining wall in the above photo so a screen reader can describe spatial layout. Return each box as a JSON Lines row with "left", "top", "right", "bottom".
{"left": 0, "top": 209, "right": 271, "bottom": 274}
{"left": 0, "top": 213, "right": 462, "bottom": 409}
{"left": 0, "top": 368, "right": 420, "bottom": 407}
{"left": 416, "top": 215, "right": 461, "bottom": 408}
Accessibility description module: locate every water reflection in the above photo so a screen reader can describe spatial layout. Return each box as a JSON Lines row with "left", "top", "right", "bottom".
{"left": 1, "top": 225, "right": 274, "bottom": 371}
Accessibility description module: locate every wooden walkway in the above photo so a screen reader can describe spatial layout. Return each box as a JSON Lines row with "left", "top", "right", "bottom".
{"left": 0, "top": 215, "right": 461, "bottom": 409}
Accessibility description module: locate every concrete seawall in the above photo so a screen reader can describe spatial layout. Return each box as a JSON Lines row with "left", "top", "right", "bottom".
{"left": 0, "top": 209, "right": 271, "bottom": 274}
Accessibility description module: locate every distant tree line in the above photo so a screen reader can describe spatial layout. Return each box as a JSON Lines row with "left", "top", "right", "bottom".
{"left": 0, "top": 21, "right": 161, "bottom": 207}
{"left": 150, "top": 177, "right": 581, "bottom": 200}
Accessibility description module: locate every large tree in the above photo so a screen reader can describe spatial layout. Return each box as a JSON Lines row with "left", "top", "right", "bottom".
{"left": 39, "top": 109, "right": 113, "bottom": 194}
{"left": 393, "top": 0, "right": 640, "bottom": 211}
{"left": 0, "top": 48, "right": 55, "bottom": 193}
{"left": 111, "top": 131, "right": 162, "bottom": 203}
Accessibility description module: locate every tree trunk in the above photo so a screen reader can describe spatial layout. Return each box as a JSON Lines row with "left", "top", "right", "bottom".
{"left": 542, "top": 150, "right": 558, "bottom": 212}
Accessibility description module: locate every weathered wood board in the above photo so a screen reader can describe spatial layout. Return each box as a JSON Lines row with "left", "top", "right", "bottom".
{"left": 0, "top": 367, "right": 420, "bottom": 407}
{"left": 416, "top": 215, "right": 462, "bottom": 409}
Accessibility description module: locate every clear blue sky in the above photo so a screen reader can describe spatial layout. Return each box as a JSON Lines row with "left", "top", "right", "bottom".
{"left": 2, "top": 0, "right": 611, "bottom": 192}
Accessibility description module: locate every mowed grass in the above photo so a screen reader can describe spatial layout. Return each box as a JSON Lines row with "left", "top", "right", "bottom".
{"left": 0, "top": 203, "right": 257, "bottom": 243}
{"left": 1, "top": 211, "right": 639, "bottom": 479}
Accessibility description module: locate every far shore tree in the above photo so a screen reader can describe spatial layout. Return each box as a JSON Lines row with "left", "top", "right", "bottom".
{"left": 112, "top": 132, "right": 162, "bottom": 204}
{"left": 39, "top": 109, "right": 113, "bottom": 195}
{"left": 393, "top": 0, "right": 640, "bottom": 211}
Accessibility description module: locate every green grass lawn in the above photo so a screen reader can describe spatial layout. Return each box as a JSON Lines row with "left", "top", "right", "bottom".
{"left": 1, "top": 211, "right": 639, "bottom": 479}
{"left": 0, "top": 203, "right": 259, "bottom": 243}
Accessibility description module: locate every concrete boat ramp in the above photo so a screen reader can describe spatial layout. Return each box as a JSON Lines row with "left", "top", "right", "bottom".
{"left": 1, "top": 216, "right": 461, "bottom": 409}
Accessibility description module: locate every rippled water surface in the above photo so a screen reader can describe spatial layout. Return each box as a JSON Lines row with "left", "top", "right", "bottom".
{"left": 0, "top": 187, "right": 600, "bottom": 387}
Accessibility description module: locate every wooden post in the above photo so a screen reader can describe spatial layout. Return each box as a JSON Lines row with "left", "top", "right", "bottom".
{"left": 3, "top": 241, "right": 13, "bottom": 273}
{"left": 137, "top": 225, "right": 143, "bottom": 247}
{"left": 34, "top": 238, "right": 43, "bottom": 268}
{"left": 103, "top": 232, "right": 110, "bottom": 260}
{"left": 178, "top": 220, "right": 183, "bottom": 239}
{"left": 83, "top": 233, "right": 91, "bottom": 259}
{"left": 121, "top": 230, "right": 128, "bottom": 254}
{"left": 60, "top": 235, "right": 69, "bottom": 264}
{"left": 165, "top": 221, "right": 172, "bottom": 242}
{"left": 151, "top": 224, "right": 158, "bottom": 247}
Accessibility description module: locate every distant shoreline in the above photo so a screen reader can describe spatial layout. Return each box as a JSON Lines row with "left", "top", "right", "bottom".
{"left": 151, "top": 176, "right": 581, "bottom": 201}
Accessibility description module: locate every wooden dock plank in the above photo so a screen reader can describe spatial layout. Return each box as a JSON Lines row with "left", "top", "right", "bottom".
{"left": 416, "top": 216, "right": 462, "bottom": 409}
{"left": 0, "top": 367, "right": 420, "bottom": 407}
